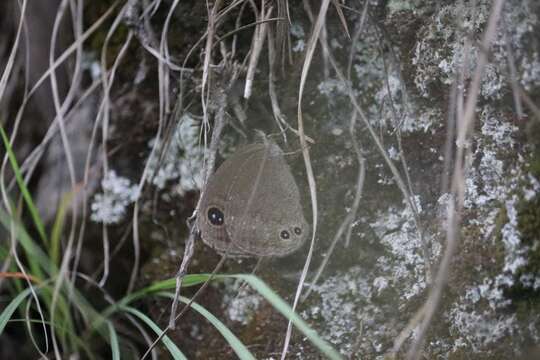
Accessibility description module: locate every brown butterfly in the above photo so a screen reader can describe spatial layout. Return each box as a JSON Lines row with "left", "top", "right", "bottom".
{"left": 197, "top": 141, "right": 308, "bottom": 257}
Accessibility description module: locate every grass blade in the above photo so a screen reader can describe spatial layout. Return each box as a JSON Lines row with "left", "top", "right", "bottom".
{"left": 0, "top": 126, "right": 48, "bottom": 246}
{"left": 232, "top": 274, "right": 343, "bottom": 360}
{"left": 155, "top": 274, "right": 341, "bottom": 359}
{"left": 50, "top": 190, "right": 76, "bottom": 266}
{"left": 107, "top": 321, "right": 121, "bottom": 360}
{"left": 0, "top": 287, "right": 32, "bottom": 334}
{"left": 0, "top": 207, "right": 49, "bottom": 279}
{"left": 121, "top": 306, "right": 187, "bottom": 360}
{"left": 160, "top": 293, "right": 256, "bottom": 360}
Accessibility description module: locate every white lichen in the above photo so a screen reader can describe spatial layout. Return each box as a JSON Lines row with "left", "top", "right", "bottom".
{"left": 387, "top": 146, "right": 399, "bottom": 160}
{"left": 290, "top": 23, "right": 306, "bottom": 53}
{"left": 524, "top": 173, "right": 540, "bottom": 201}
{"left": 318, "top": 79, "right": 350, "bottom": 96}
{"left": 412, "top": 0, "right": 540, "bottom": 102}
{"left": 222, "top": 280, "right": 263, "bottom": 325}
{"left": 146, "top": 113, "right": 204, "bottom": 194}
{"left": 447, "top": 304, "right": 516, "bottom": 352}
{"left": 304, "top": 267, "right": 378, "bottom": 356}
{"left": 90, "top": 170, "right": 139, "bottom": 224}
{"left": 440, "top": 100, "right": 537, "bottom": 355}
{"left": 464, "top": 109, "right": 519, "bottom": 211}
{"left": 371, "top": 196, "right": 435, "bottom": 301}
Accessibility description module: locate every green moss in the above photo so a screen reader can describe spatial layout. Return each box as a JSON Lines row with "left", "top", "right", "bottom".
{"left": 527, "top": 120, "right": 540, "bottom": 178}
{"left": 516, "top": 194, "right": 540, "bottom": 276}
{"left": 503, "top": 119, "right": 540, "bottom": 300}
{"left": 493, "top": 205, "right": 509, "bottom": 264}
{"left": 515, "top": 118, "right": 540, "bottom": 288}
{"left": 477, "top": 199, "right": 537, "bottom": 306}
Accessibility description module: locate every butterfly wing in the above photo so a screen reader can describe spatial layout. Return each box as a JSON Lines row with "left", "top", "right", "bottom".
{"left": 197, "top": 144, "right": 264, "bottom": 256}
{"left": 225, "top": 142, "right": 308, "bottom": 257}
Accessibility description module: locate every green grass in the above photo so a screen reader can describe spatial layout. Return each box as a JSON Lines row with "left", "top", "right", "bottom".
{"left": 0, "top": 126, "right": 48, "bottom": 246}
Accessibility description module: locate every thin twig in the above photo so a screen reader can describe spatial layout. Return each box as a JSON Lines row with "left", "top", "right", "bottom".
{"left": 244, "top": 2, "right": 272, "bottom": 99}
{"left": 281, "top": 1, "right": 330, "bottom": 358}
{"left": 144, "top": 255, "right": 228, "bottom": 360}
{"left": 267, "top": 27, "right": 288, "bottom": 138}
{"left": 304, "top": 109, "right": 366, "bottom": 299}
{"left": 48, "top": 1, "right": 82, "bottom": 357}
{"left": 96, "top": 2, "right": 133, "bottom": 288}
{"left": 371, "top": 18, "right": 431, "bottom": 281}
{"left": 406, "top": 2, "right": 505, "bottom": 358}
{"left": 168, "top": 65, "right": 237, "bottom": 328}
